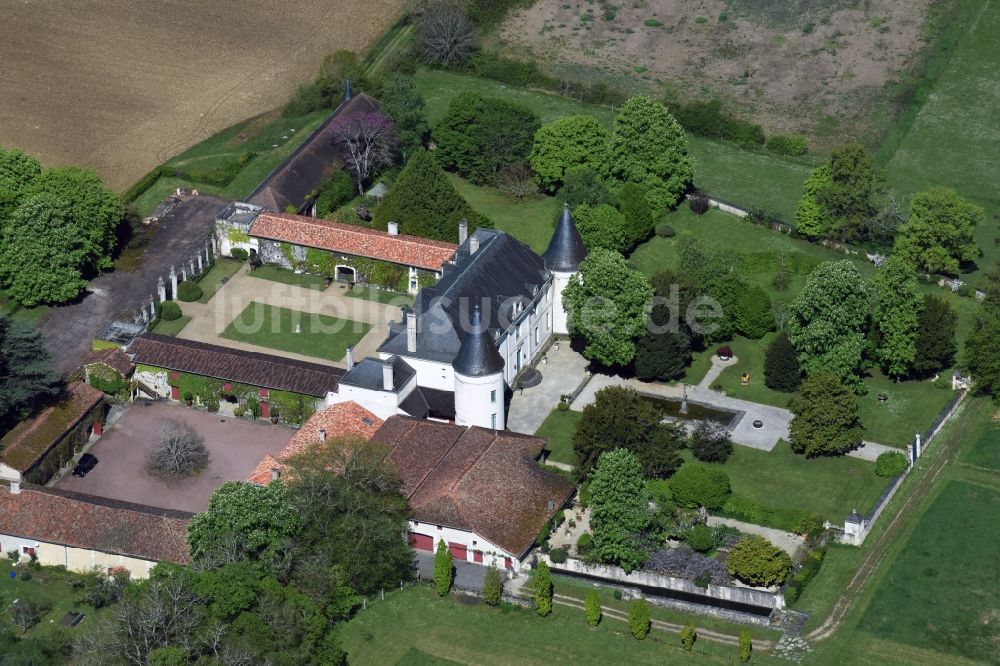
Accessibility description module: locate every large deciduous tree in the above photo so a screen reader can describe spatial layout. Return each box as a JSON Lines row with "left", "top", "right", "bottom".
{"left": 557, "top": 167, "right": 614, "bottom": 208}
{"left": 572, "top": 385, "right": 683, "bottom": 478}
{"left": 871, "top": 255, "right": 920, "bottom": 378}
{"left": 145, "top": 418, "right": 210, "bottom": 478}
{"left": 0, "top": 316, "right": 62, "bottom": 432}
{"left": 529, "top": 115, "right": 610, "bottom": 193}
{"left": 417, "top": 0, "right": 476, "bottom": 66}
{"left": 763, "top": 331, "right": 801, "bottom": 392}
{"left": 331, "top": 111, "right": 395, "bottom": 195}
{"left": 815, "top": 143, "right": 881, "bottom": 242}
{"left": 588, "top": 449, "right": 651, "bottom": 573}
{"left": 378, "top": 74, "right": 429, "bottom": 160}
{"left": 615, "top": 182, "right": 655, "bottom": 251}
{"left": 893, "top": 186, "right": 983, "bottom": 275}
{"left": 913, "top": 294, "right": 957, "bottom": 377}
{"left": 372, "top": 149, "right": 488, "bottom": 242}
{"left": 434, "top": 92, "right": 540, "bottom": 184}
{"left": 564, "top": 248, "right": 653, "bottom": 367}
{"left": 793, "top": 165, "right": 831, "bottom": 240}
{"left": 604, "top": 96, "right": 693, "bottom": 214}
{"left": 26, "top": 166, "right": 124, "bottom": 272}
{"left": 786, "top": 261, "right": 870, "bottom": 390}
{"left": 0, "top": 146, "right": 42, "bottom": 220}
{"left": 0, "top": 194, "right": 90, "bottom": 306}
{"left": 573, "top": 203, "right": 629, "bottom": 254}
{"left": 963, "top": 265, "right": 1000, "bottom": 401}
{"left": 789, "top": 373, "right": 863, "bottom": 456}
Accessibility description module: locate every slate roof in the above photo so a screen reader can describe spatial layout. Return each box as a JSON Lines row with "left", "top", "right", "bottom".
{"left": 0, "top": 382, "right": 105, "bottom": 473}
{"left": 542, "top": 204, "right": 588, "bottom": 272}
{"left": 127, "top": 334, "right": 343, "bottom": 397}
{"left": 0, "top": 487, "right": 192, "bottom": 564}
{"left": 83, "top": 348, "right": 136, "bottom": 376}
{"left": 378, "top": 229, "right": 550, "bottom": 363}
{"left": 452, "top": 304, "right": 505, "bottom": 377}
{"left": 247, "top": 402, "right": 384, "bottom": 485}
{"left": 340, "top": 356, "right": 416, "bottom": 392}
{"left": 370, "top": 417, "right": 575, "bottom": 556}
{"left": 249, "top": 212, "right": 457, "bottom": 272}
{"left": 247, "top": 93, "right": 380, "bottom": 213}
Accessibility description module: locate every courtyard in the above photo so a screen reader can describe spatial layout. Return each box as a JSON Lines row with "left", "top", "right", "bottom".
{"left": 54, "top": 401, "right": 292, "bottom": 513}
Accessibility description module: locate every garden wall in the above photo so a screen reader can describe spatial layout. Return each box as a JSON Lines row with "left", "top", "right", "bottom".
{"left": 542, "top": 555, "right": 783, "bottom": 616}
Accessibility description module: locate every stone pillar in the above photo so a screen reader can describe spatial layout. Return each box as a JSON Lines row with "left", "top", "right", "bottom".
{"left": 205, "top": 242, "right": 212, "bottom": 264}
{"left": 150, "top": 295, "right": 156, "bottom": 315}
{"left": 169, "top": 266, "right": 178, "bottom": 298}
{"left": 140, "top": 304, "right": 148, "bottom": 322}
{"left": 157, "top": 276, "right": 167, "bottom": 303}
{"left": 197, "top": 253, "right": 203, "bottom": 273}
{"left": 210, "top": 236, "right": 217, "bottom": 257}
{"left": 189, "top": 258, "right": 195, "bottom": 276}
{"left": 181, "top": 267, "right": 187, "bottom": 282}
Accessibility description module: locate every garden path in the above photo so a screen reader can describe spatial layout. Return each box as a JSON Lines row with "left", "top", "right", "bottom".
{"left": 176, "top": 265, "right": 400, "bottom": 367}
{"left": 848, "top": 441, "right": 899, "bottom": 462}
{"left": 697, "top": 354, "right": 738, "bottom": 390}
{"left": 705, "top": 516, "right": 805, "bottom": 558}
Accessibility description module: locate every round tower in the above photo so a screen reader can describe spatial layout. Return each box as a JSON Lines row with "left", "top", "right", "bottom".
{"left": 542, "top": 203, "right": 589, "bottom": 336}
{"left": 453, "top": 304, "right": 506, "bottom": 430}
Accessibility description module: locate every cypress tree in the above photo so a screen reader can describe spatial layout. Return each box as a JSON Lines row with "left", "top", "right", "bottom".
{"left": 764, "top": 331, "right": 801, "bottom": 392}
{"left": 482, "top": 564, "right": 503, "bottom": 606}
{"left": 628, "top": 599, "right": 650, "bottom": 639}
{"left": 585, "top": 589, "right": 602, "bottom": 626}
{"left": 533, "top": 560, "right": 552, "bottom": 616}
{"left": 0, "top": 316, "right": 62, "bottom": 432}
{"left": 913, "top": 294, "right": 957, "bottom": 377}
{"left": 371, "top": 150, "right": 489, "bottom": 242}
{"left": 433, "top": 540, "right": 453, "bottom": 596}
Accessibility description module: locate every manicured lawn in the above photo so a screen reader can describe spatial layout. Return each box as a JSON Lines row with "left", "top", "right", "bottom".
{"left": 131, "top": 109, "right": 331, "bottom": 217}
{"left": 414, "top": 69, "right": 815, "bottom": 219}
{"left": 196, "top": 258, "right": 244, "bottom": 303}
{"left": 858, "top": 480, "right": 1000, "bottom": 662}
{"left": 151, "top": 315, "right": 191, "bottom": 336}
{"left": 696, "top": 440, "right": 889, "bottom": 523}
{"left": 535, "top": 408, "right": 583, "bottom": 466}
{"left": 247, "top": 265, "right": 329, "bottom": 290}
{"left": 448, "top": 173, "right": 560, "bottom": 253}
{"left": 713, "top": 336, "right": 793, "bottom": 408}
{"left": 344, "top": 284, "right": 415, "bottom": 306}
{"left": 857, "top": 371, "right": 957, "bottom": 447}
{"left": 221, "top": 302, "right": 369, "bottom": 361}
{"left": 338, "top": 584, "right": 761, "bottom": 665}
{"left": 680, "top": 347, "right": 715, "bottom": 386}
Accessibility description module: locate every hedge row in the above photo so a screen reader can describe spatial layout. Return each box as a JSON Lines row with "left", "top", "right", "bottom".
{"left": 783, "top": 547, "right": 826, "bottom": 604}
{"left": 720, "top": 495, "right": 823, "bottom": 537}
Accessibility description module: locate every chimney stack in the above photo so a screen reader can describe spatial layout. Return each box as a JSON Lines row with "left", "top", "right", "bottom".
{"left": 318, "top": 427, "right": 327, "bottom": 442}
{"left": 270, "top": 467, "right": 280, "bottom": 482}
{"left": 469, "top": 235, "right": 480, "bottom": 255}
{"left": 346, "top": 346, "right": 355, "bottom": 370}
{"left": 383, "top": 361, "right": 394, "bottom": 391}
{"left": 458, "top": 218, "right": 469, "bottom": 245}
{"left": 405, "top": 307, "right": 417, "bottom": 353}
{"left": 387, "top": 221, "right": 399, "bottom": 236}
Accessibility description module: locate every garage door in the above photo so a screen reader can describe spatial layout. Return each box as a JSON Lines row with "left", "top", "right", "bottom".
{"left": 409, "top": 533, "right": 433, "bottom": 551}
{"left": 449, "top": 542, "right": 467, "bottom": 560}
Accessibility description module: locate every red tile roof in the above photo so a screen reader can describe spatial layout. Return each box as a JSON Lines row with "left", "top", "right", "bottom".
{"left": 247, "top": 402, "right": 384, "bottom": 485}
{"left": 128, "top": 334, "right": 343, "bottom": 397}
{"left": 0, "top": 382, "right": 105, "bottom": 472}
{"left": 0, "top": 487, "right": 191, "bottom": 564}
{"left": 249, "top": 212, "right": 457, "bottom": 272}
{"left": 83, "top": 348, "right": 136, "bottom": 377}
{"left": 372, "top": 418, "right": 575, "bottom": 557}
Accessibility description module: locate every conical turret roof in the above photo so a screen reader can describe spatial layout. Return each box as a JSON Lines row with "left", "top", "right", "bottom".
{"left": 452, "top": 303, "right": 505, "bottom": 377}
{"left": 542, "top": 203, "right": 588, "bottom": 272}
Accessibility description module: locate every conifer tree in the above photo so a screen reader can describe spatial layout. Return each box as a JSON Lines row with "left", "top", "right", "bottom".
{"left": 434, "top": 540, "right": 453, "bottom": 597}
{"left": 585, "top": 589, "right": 602, "bottom": 626}
{"left": 764, "top": 331, "right": 801, "bottom": 392}
{"left": 533, "top": 560, "right": 552, "bottom": 616}
{"left": 628, "top": 599, "right": 650, "bottom": 639}
{"left": 482, "top": 564, "right": 503, "bottom": 606}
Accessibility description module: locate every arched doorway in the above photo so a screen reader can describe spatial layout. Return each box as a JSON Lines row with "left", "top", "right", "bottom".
{"left": 335, "top": 265, "right": 357, "bottom": 282}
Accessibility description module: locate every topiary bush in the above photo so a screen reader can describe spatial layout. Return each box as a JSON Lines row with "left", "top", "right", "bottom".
{"left": 576, "top": 532, "right": 593, "bottom": 554}
{"left": 688, "top": 191, "right": 710, "bottom": 215}
{"left": 726, "top": 536, "right": 792, "bottom": 587}
{"left": 549, "top": 547, "right": 568, "bottom": 564}
{"left": 874, "top": 450, "right": 909, "bottom": 478}
{"left": 655, "top": 223, "right": 676, "bottom": 238}
{"left": 628, "top": 599, "right": 650, "bottom": 639}
{"left": 176, "top": 280, "right": 202, "bottom": 302}
{"left": 668, "top": 463, "right": 731, "bottom": 509}
{"left": 680, "top": 623, "right": 697, "bottom": 651}
{"left": 159, "top": 301, "right": 182, "bottom": 321}
{"left": 686, "top": 524, "right": 715, "bottom": 552}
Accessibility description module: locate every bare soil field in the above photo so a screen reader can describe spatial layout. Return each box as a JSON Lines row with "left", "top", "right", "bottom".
{"left": 0, "top": 0, "right": 404, "bottom": 191}
{"left": 499, "top": 0, "right": 931, "bottom": 142}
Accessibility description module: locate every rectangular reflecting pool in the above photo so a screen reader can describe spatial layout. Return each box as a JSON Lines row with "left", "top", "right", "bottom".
{"left": 640, "top": 394, "right": 743, "bottom": 428}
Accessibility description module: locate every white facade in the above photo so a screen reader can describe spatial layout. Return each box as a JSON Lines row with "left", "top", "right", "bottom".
{"left": 454, "top": 371, "right": 505, "bottom": 430}
{"left": 550, "top": 270, "right": 573, "bottom": 336}
{"left": 408, "top": 520, "right": 522, "bottom": 571}
{"left": 0, "top": 536, "right": 157, "bottom": 579}
{"left": 325, "top": 371, "right": 419, "bottom": 421}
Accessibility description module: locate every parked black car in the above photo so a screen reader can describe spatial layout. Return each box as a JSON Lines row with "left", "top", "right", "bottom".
{"left": 72, "top": 453, "right": 98, "bottom": 478}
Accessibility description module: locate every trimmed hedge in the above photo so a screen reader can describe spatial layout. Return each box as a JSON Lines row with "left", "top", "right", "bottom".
{"left": 176, "top": 280, "right": 203, "bottom": 302}
{"left": 783, "top": 547, "right": 826, "bottom": 604}
{"left": 720, "top": 495, "right": 823, "bottom": 536}
{"left": 874, "top": 451, "right": 909, "bottom": 478}
{"left": 159, "top": 301, "right": 182, "bottom": 321}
